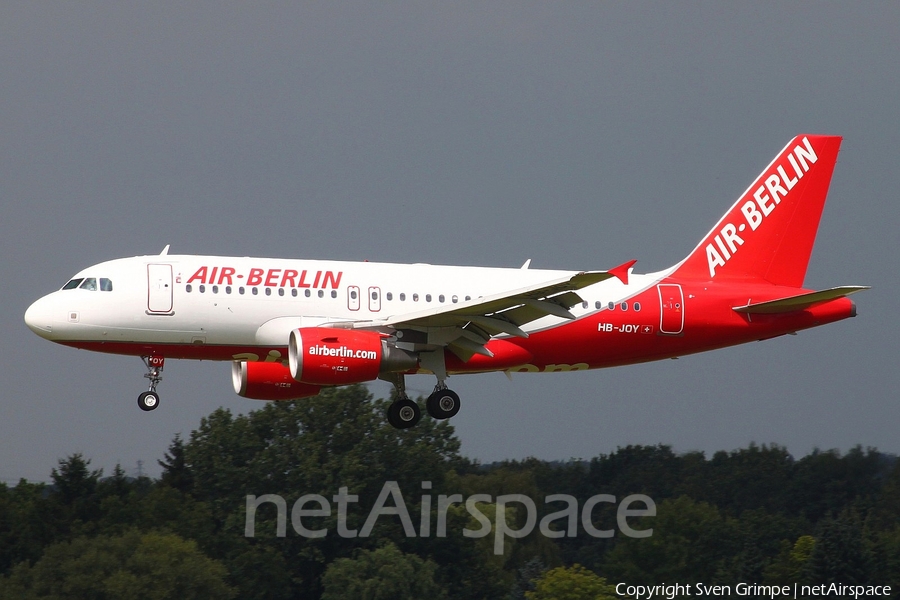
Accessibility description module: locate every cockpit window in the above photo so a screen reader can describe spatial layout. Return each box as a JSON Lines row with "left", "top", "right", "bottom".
{"left": 62, "top": 279, "right": 84, "bottom": 290}
{"left": 100, "top": 278, "right": 113, "bottom": 291}
{"left": 79, "top": 278, "right": 98, "bottom": 291}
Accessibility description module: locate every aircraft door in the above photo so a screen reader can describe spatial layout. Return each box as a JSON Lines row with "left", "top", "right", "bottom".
{"left": 368, "top": 286, "right": 381, "bottom": 312}
{"left": 657, "top": 284, "right": 684, "bottom": 335}
{"left": 147, "top": 264, "right": 174, "bottom": 314}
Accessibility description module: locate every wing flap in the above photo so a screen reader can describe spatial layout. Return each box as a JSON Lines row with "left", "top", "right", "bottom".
{"left": 733, "top": 286, "right": 869, "bottom": 314}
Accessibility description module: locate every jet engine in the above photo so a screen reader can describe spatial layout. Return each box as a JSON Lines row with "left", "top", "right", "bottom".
{"left": 232, "top": 361, "right": 321, "bottom": 400}
{"left": 289, "top": 327, "right": 417, "bottom": 385}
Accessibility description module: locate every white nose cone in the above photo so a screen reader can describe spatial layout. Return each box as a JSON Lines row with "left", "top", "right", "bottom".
{"left": 24, "top": 297, "right": 54, "bottom": 339}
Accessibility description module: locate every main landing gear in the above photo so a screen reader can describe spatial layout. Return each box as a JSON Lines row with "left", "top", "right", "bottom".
{"left": 382, "top": 373, "right": 462, "bottom": 429}
{"left": 426, "top": 385, "right": 461, "bottom": 420}
{"left": 138, "top": 356, "right": 164, "bottom": 412}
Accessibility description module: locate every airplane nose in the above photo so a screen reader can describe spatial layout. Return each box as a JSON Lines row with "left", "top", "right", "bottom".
{"left": 24, "top": 296, "right": 54, "bottom": 338}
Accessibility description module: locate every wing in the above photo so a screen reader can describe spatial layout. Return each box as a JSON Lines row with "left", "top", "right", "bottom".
{"left": 355, "top": 260, "right": 636, "bottom": 361}
{"left": 732, "top": 285, "right": 870, "bottom": 315}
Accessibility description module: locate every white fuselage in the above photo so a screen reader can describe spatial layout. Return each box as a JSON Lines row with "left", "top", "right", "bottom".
{"left": 24, "top": 254, "right": 656, "bottom": 363}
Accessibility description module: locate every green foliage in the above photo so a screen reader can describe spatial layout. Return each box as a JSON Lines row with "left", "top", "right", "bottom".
{"left": 321, "top": 541, "right": 447, "bottom": 600}
{"left": 0, "top": 529, "right": 235, "bottom": 599}
{"left": 809, "top": 509, "right": 876, "bottom": 584}
{"left": 0, "top": 387, "right": 898, "bottom": 599}
{"left": 158, "top": 434, "right": 193, "bottom": 493}
{"left": 602, "top": 495, "right": 738, "bottom": 583}
{"left": 764, "top": 535, "right": 815, "bottom": 585}
{"left": 179, "top": 385, "right": 468, "bottom": 598}
{"left": 525, "top": 564, "right": 618, "bottom": 600}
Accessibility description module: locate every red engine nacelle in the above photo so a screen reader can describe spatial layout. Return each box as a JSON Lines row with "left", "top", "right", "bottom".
{"left": 232, "top": 361, "right": 321, "bottom": 401}
{"left": 289, "top": 327, "right": 417, "bottom": 385}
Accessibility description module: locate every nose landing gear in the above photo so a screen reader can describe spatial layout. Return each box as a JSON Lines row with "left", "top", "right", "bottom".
{"left": 138, "top": 356, "right": 164, "bottom": 411}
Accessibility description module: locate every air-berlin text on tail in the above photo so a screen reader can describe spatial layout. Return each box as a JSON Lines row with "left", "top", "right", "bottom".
{"left": 706, "top": 136, "right": 819, "bottom": 278}
{"left": 185, "top": 266, "right": 343, "bottom": 289}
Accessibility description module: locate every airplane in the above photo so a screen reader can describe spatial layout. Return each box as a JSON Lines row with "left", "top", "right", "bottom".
{"left": 24, "top": 134, "right": 868, "bottom": 429}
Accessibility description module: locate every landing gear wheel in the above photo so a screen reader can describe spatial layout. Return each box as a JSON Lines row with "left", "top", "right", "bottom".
{"left": 139, "top": 356, "right": 164, "bottom": 412}
{"left": 138, "top": 391, "right": 160, "bottom": 411}
{"left": 426, "top": 389, "right": 461, "bottom": 420}
{"left": 387, "top": 398, "right": 421, "bottom": 429}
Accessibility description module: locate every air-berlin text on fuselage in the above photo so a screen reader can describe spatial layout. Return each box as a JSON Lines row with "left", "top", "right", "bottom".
{"left": 706, "top": 136, "right": 818, "bottom": 278}
{"left": 185, "top": 266, "right": 343, "bottom": 289}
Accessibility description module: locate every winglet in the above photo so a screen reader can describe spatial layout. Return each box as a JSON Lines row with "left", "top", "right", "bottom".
{"left": 608, "top": 260, "right": 637, "bottom": 285}
{"left": 160, "top": 245, "right": 170, "bottom": 256}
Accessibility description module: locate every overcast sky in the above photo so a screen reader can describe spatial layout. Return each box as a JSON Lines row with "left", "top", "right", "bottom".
{"left": 1, "top": 3, "right": 897, "bottom": 482}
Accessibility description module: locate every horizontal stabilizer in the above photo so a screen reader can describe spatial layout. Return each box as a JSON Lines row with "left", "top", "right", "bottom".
{"left": 733, "top": 286, "right": 870, "bottom": 315}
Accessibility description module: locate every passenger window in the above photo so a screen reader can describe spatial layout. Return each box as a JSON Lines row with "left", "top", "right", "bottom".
{"left": 439, "top": 295, "right": 445, "bottom": 303}
{"left": 62, "top": 279, "right": 84, "bottom": 290}
{"left": 426, "top": 294, "right": 432, "bottom": 302}
{"left": 608, "top": 302, "right": 615, "bottom": 310}
{"left": 79, "top": 278, "right": 97, "bottom": 291}
{"left": 305, "top": 289, "right": 311, "bottom": 297}
{"left": 212, "top": 285, "right": 219, "bottom": 294}
{"left": 634, "top": 302, "right": 641, "bottom": 311}
{"left": 452, "top": 295, "right": 458, "bottom": 303}
{"left": 100, "top": 278, "right": 113, "bottom": 291}
{"left": 252, "top": 288, "right": 258, "bottom": 295}
{"left": 386, "top": 292, "right": 393, "bottom": 301}
{"left": 278, "top": 288, "right": 284, "bottom": 296}
{"left": 318, "top": 290, "right": 324, "bottom": 298}
{"left": 582, "top": 301, "right": 588, "bottom": 309}
{"left": 292, "top": 289, "right": 297, "bottom": 297}
{"left": 239, "top": 287, "right": 245, "bottom": 295}
{"left": 595, "top": 301, "right": 602, "bottom": 309}
{"left": 331, "top": 290, "right": 337, "bottom": 298}
{"left": 621, "top": 302, "right": 628, "bottom": 311}
{"left": 399, "top": 293, "right": 406, "bottom": 301}
{"left": 413, "top": 293, "right": 419, "bottom": 302}
{"left": 265, "top": 288, "right": 272, "bottom": 296}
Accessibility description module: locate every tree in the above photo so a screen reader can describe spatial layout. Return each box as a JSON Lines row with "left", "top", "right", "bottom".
{"left": 509, "top": 557, "right": 547, "bottom": 600}
{"left": 50, "top": 453, "right": 103, "bottom": 530}
{"left": 51, "top": 453, "right": 102, "bottom": 505}
{"left": 181, "top": 385, "right": 467, "bottom": 598}
{"left": 809, "top": 510, "right": 875, "bottom": 584}
{"left": 602, "top": 496, "right": 738, "bottom": 583}
{"left": 0, "top": 529, "right": 236, "bottom": 599}
{"left": 788, "top": 447, "right": 885, "bottom": 522}
{"left": 764, "top": 535, "right": 815, "bottom": 585}
{"left": 525, "top": 564, "right": 618, "bottom": 600}
{"left": 321, "top": 542, "right": 446, "bottom": 600}
{"left": 158, "top": 433, "right": 194, "bottom": 493}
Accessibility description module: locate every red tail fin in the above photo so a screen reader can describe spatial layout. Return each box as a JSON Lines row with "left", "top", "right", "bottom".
{"left": 672, "top": 135, "right": 842, "bottom": 286}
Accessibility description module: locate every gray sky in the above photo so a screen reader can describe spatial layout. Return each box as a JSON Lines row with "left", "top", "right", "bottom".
{"left": 1, "top": 3, "right": 897, "bottom": 482}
